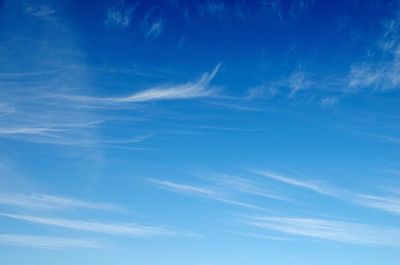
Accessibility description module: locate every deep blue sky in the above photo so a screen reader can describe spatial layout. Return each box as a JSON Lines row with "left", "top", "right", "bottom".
{"left": 0, "top": 0, "right": 400, "bottom": 264}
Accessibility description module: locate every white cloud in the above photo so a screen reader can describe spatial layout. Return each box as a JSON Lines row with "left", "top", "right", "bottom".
{"left": 320, "top": 96, "right": 339, "bottom": 107}
{"left": 0, "top": 7, "right": 103, "bottom": 147}
{"left": 205, "top": 174, "right": 286, "bottom": 200}
{"left": 260, "top": 0, "right": 313, "bottom": 23}
{"left": 141, "top": 8, "right": 165, "bottom": 40}
{"left": 148, "top": 178, "right": 263, "bottom": 210}
{"left": 0, "top": 213, "right": 174, "bottom": 237}
{"left": 252, "top": 169, "right": 400, "bottom": 215}
{"left": 0, "top": 127, "right": 63, "bottom": 136}
{"left": 58, "top": 64, "right": 221, "bottom": 104}
{"left": 232, "top": 231, "right": 288, "bottom": 241}
{"left": 148, "top": 178, "right": 220, "bottom": 197}
{"left": 199, "top": 0, "right": 227, "bottom": 19}
{"left": 0, "top": 193, "right": 126, "bottom": 212}
{"left": 0, "top": 234, "right": 103, "bottom": 249}
{"left": 246, "top": 85, "right": 277, "bottom": 99}
{"left": 144, "top": 19, "right": 164, "bottom": 39}
{"left": 252, "top": 170, "right": 337, "bottom": 196}
{"left": 347, "top": 10, "right": 400, "bottom": 91}
{"left": 105, "top": 4, "right": 136, "bottom": 28}
{"left": 353, "top": 193, "right": 400, "bottom": 215}
{"left": 288, "top": 71, "right": 312, "bottom": 96}
{"left": 24, "top": 4, "right": 55, "bottom": 18}
{"left": 0, "top": 121, "right": 105, "bottom": 146}
{"left": 243, "top": 215, "right": 400, "bottom": 247}
{"left": 348, "top": 63, "right": 393, "bottom": 90}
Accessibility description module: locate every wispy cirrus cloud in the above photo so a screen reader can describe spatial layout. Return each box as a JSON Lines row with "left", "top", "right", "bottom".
{"left": 252, "top": 169, "right": 400, "bottom": 215}
{"left": 105, "top": 3, "right": 136, "bottom": 28}
{"left": 198, "top": 0, "right": 313, "bottom": 22}
{"left": 0, "top": 213, "right": 174, "bottom": 237}
{"left": 204, "top": 174, "right": 287, "bottom": 201}
{"left": 143, "top": 19, "right": 164, "bottom": 40}
{"left": 0, "top": 234, "right": 104, "bottom": 249}
{"left": 0, "top": 127, "right": 63, "bottom": 136}
{"left": 246, "top": 84, "right": 278, "bottom": 99}
{"left": 0, "top": 122, "right": 98, "bottom": 146}
{"left": 147, "top": 178, "right": 263, "bottom": 210}
{"left": 58, "top": 64, "right": 221, "bottom": 104}
{"left": 288, "top": 70, "right": 312, "bottom": 96}
{"left": 251, "top": 170, "right": 337, "bottom": 196}
{"left": 243, "top": 215, "right": 400, "bottom": 247}
{"left": 141, "top": 8, "right": 164, "bottom": 39}
{"left": 260, "top": 0, "right": 313, "bottom": 23}
{"left": 148, "top": 178, "right": 220, "bottom": 197}
{"left": 347, "top": 9, "right": 400, "bottom": 91}
{"left": 0, "top": 122, "right": 151, "bottom": 147}
{"left": 353, "top": 193, "right": 400, "bottom": 215}
{"left": 232, "top": 231, "right": 288, "bottom": 241}
{"left": 0, "top": 193, "right": 126, "bottom": 212}
{"left": 320, "top": 96, "right": 339, "bottom": 107}
{"left": 0, "top": 4, "right": 104, "bottom": 147}
{"left": 24, "top": 4, "right": 55, "bottom": 19}
{"left": 2, "top": 1, "right": 223, "bottom": 148}
{"left": 198, "top": 0, "right": 228, "bottom": 19}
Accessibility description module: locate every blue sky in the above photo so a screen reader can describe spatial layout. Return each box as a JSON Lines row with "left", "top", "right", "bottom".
{"left": 0, "top": 0, "right": 400, "bottom": 264}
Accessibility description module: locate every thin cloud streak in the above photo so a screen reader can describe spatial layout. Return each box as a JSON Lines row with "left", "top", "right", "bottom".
{"left": 204, "top": 174, "right": 288, "bottom": 201}
{"left": 55, "top": 64, "right": 221, "bottom": 104}
{"left": 243, "top": 215, "right": 400, "bottom": 247}
{"left": 148, "top": 179, "right": 220, "bottom": 197}
{"left": 0, "top": 127, "right": 64, "bottom": 136}
{"left": 353, "top": 194, "right": 400, "bottom": 215}
{"left": 0, "top": 121, "right": 101, "bottom": 145}
{"left": 251, "top": 169, "right": 400, "bottom": 215}
{"left": 0, "top": 213, "right": 174, "bottom": 237}
{"left": 0, "top": 234, "right": 104, "bottom": 249}
{"left": 232, "top": 231, "right": 289, "bottom": 241}
{"left": 0, "top": 193, "right": 126, "bottom": 212}
{"left": 252, "top": 170, "right": 337, "bottom": 196}
{"left": 147, "top": 178, "right": 264, "bottom": 210}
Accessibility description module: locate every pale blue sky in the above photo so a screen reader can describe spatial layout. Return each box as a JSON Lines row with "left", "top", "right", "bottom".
{"left": 0, "top": 0, "right": 400, "bottom": 264}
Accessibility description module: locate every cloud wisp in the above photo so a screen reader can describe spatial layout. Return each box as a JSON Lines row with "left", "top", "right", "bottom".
{"left": 203, "top": 174, "right": 287, "bottom": 201}
{"left": 252, "top": 169, "right": 400, "bottom": 215}
{"left": 353, "top": 193, "right": 400, "bottom": 215}
{"left": 143, "top": 19, "right": 164, "bottom": 40}
{"left": 251, "top": 170, "right": 337, "bottom": 196}
{"left": 347, "top": 10, "right": 400, "bottom": 91}
{"left": 24, "top": 4, "right": 55, "bottom": 19}
{"left": 0, "top": 234, "right": 104, "bottom": 249}
{"left": 243, "top": 215, "right": 400, "bottom": 247}
{"left": 0, "top": 120, "right": 102, "bottom": 145}
{"left": 197, "top": 0, "right": 313, "bottom": 22}
{"left": 147, "top": 178, "right": 264, "bottom": 210}
{"left": 105, "top": 3, "right": 136, "bottom": 28}
{"left": 56, "top": 64, "right": 221, "bottom": 104}
{"left": 198, "top": 0, "right": 228, "bottom": 19}
{"left": 288, "top": 70, "right": 312, "bottom": 96}
{"left": 0, "top": 193, "right": 126, "bottom": 212}
{"left": 0, "top": 213, "right": 174, "bottom": 237}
